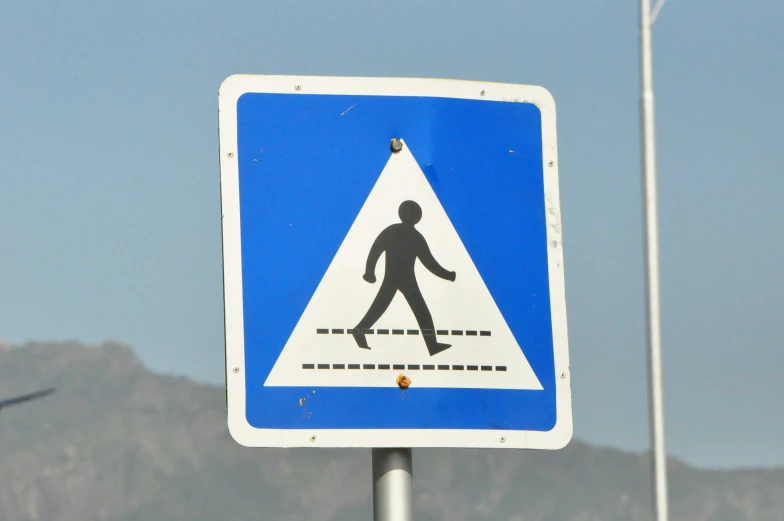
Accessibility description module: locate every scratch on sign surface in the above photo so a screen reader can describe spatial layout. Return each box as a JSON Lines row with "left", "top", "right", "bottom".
{"left": 340, "top": 104, "right": 356, "bottom": 116}
{"left": 298, "top": 390, "right": 316, "bottom": 419}
{"left": 545, "top": 196, "right": 562, "bottom": 249}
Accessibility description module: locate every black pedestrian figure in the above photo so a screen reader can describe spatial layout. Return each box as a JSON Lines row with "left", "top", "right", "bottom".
{"left": 352, "top": 200, "right": 456, "bottom": 356}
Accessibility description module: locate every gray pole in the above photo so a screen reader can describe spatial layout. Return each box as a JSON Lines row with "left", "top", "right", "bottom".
{"left": 372, "top": 448, "right": 413, "bottom": 521}
{"left": 639, "top": 1, "right": 670, "bottom": 521}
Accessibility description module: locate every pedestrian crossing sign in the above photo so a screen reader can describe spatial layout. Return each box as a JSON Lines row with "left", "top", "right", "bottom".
{"left": 218, "top": 75, "right": 572, "bottom": 449}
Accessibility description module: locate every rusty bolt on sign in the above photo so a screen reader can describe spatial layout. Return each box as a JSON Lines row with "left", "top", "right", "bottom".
{"left": 396, "top": 374, "right": 411, "bottom": 390}
{"left": 390, "top": 138, "right": 403, "bottom": 153}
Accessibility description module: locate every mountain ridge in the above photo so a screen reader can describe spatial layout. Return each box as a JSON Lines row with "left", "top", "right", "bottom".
{"left": 0, "top": 340, "right": 781, "bottom": 521}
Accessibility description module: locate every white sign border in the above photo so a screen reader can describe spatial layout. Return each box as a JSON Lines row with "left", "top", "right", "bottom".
{"left": 218, "top": 74, "right": 572, "bottom": 449}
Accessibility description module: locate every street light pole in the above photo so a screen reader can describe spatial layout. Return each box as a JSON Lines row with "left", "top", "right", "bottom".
{"left": 639, "top": 1, "right": 670, "bottom": 521}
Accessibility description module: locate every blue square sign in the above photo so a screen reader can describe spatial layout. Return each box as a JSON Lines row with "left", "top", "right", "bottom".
{"left": 219, "top": 75, "right": 572, "bottom": 449}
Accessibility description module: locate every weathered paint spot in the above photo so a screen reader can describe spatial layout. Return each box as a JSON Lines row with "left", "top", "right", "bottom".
{"left": 545, "top": 196, "right": 562, "bottom": 249}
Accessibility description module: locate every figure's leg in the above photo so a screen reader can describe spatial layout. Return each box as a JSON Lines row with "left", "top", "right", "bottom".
{"left": 400, "top": 285, "right": 451, "bottom": 356}
{"left": 353, "top": 281, "right": 397, "bottom": 349}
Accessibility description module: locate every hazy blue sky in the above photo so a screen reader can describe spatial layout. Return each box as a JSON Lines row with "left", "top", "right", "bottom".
{"left": 1, "top": 0, "right": 782, "bottom": 469}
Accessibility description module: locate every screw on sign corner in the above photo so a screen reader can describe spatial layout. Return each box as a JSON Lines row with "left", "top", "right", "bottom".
{"left": 390, "top": 138, "right": 403, "bottom": 153}
{"left": 396, "top": 374, "right": 411, "bottom": 390}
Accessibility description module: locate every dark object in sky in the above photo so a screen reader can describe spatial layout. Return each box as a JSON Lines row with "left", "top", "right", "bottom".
{"left": 0, "top": 387, "right": 55, "bottom": 412}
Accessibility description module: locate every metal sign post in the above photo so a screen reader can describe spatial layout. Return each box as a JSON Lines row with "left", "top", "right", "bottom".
{"left": 639, "top": 1, "right": 670, "bottom": 521}
{"left": 372, "top": 448, "right": 413, "bottom": 521}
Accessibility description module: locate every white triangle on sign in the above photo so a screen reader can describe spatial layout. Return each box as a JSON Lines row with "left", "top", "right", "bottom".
{"left": 263, "top": 140, "right": 543, "bottom": 390}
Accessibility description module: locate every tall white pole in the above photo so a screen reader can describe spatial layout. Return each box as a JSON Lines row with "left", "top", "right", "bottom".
{"left": 639, "top": 2, "right": 670, "bottom": 521}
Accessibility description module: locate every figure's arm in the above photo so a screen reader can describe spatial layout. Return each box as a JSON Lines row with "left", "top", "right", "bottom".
{"left": 363, "top": 231, "right": 386, "bottom": 283}
{"left": 417, "top": 235, "right": 456, "bottom": 281}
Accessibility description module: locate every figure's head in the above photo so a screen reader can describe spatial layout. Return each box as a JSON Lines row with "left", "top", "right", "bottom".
{"left": 398, "top": 200, "right": 422, "bottom": 225}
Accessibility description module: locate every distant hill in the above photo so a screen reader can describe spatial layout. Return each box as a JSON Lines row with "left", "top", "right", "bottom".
{"left": 0, "top": 341, "right": 781, "bottom": 521}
